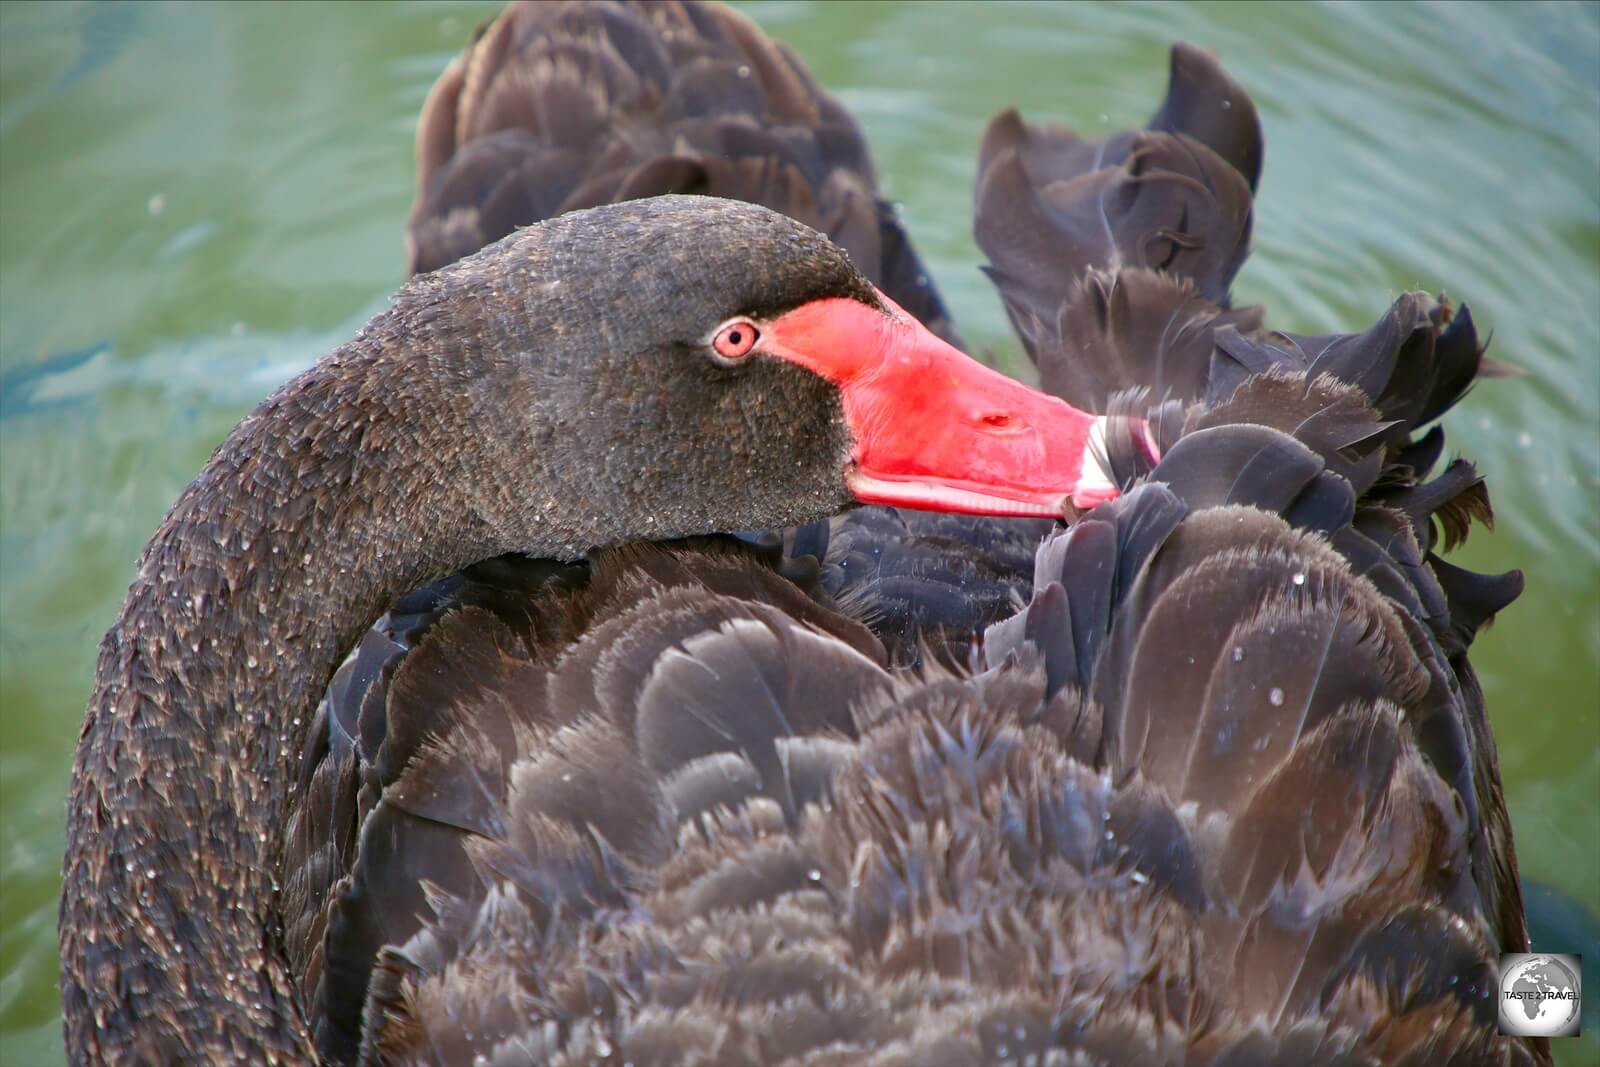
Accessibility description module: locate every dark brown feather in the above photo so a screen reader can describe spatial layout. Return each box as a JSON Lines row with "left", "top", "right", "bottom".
{"left": 281, "top": 341, "right": 1535, "bottom": 1062}
{"left": 65, "top": 6, "right": 1540, "bottom": 1066}
{"left": 407, "top": 0, "right": 961, "bottom": 348}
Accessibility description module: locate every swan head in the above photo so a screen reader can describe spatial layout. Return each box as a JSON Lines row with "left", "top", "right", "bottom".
{"left": 410, "top": 195, "right": 1115, "bottom": 547}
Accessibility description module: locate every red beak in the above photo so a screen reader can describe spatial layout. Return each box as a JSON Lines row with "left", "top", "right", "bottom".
{"left": 763, "top": 291, "right": 1120, "bottom": 518}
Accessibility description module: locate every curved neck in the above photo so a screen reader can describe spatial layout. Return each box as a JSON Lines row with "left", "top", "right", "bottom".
{"left": 59, "top": 319, "right": 552, "bottom": 1062}
{"left": 59, "top": 200, "right": 876, "bottom": 1062}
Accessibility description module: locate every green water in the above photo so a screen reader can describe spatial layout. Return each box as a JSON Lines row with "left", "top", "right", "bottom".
{"left": 1, "top": 2, "right": 1596, "bottom": 1063}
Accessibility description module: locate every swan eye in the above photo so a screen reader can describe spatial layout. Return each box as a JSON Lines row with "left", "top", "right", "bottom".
{"left": 710, "top": 319, "right": 760, "bottom": 362}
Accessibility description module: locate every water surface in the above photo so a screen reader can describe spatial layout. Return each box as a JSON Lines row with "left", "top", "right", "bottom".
{"left": 2, "top": 3, "right": 1596, "bottom": 1063}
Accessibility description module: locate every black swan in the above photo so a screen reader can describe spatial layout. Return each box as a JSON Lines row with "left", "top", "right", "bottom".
{"left": 61, "top": 3, "right": 1537, "bottom": 1065}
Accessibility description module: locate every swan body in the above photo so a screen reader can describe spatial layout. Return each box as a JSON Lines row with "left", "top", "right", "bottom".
{"left": 60, "top": 4, "right": 1537, "bottom": 1065}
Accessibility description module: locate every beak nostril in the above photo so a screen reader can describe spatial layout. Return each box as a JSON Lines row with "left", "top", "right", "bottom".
{"left": 980, "top": 413, "right": 1015, "bottom": 429}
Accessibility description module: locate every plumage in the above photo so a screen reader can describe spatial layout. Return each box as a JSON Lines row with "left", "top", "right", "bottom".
{"left": 60, "top": 5, "right": 1539, "bottom": 1067}
{"left": 409, "top": 0, "right": 960, "bottom": 348}
{"left": 975, "top": 47, "right": 1262, "bottom": 397}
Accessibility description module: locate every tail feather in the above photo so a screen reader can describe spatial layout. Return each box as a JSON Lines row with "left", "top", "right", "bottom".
{"left": 1147, "top": 43, "right": 1264, "bottom": 192}
{"left": 1037, "top": 269, "right": 1264, "bottom": 411}
{"left": 974, "top": 42, "right": 1263, "bottom": 389}
{"left": 977, "top": 129, "right": 1256, "bottom": 372}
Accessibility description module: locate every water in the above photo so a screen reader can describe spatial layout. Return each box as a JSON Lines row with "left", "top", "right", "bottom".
{"left": 1, "top": 2, "right": 1596, "bottom": 1063}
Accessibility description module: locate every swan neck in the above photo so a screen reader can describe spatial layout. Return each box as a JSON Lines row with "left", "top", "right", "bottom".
{"left": 61, "top": 332, "right": 521, "bottom": 1061}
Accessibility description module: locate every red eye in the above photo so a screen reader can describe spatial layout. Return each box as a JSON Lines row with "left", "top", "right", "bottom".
{"left": 712, "top": 319, "right": 760, "bottom": 361}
